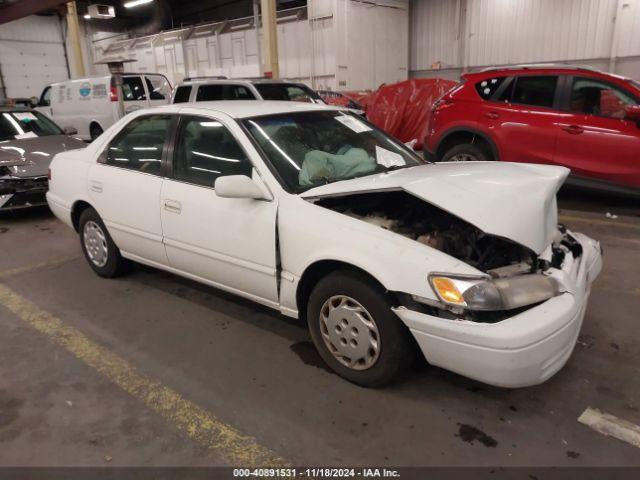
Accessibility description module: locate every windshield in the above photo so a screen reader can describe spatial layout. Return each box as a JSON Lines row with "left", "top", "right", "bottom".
{"left": 244, "top": 111, "right": 425, "bottom": 192}
{"left": 0, "top": 111, "right": 63, "bottom": 141}
{"left": 255, "top": 83, "right": 322, "bottom": 103}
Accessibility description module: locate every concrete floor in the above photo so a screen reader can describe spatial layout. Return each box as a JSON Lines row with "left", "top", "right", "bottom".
{"left": 0, "top": 190, "right": 638, "bottom": 467}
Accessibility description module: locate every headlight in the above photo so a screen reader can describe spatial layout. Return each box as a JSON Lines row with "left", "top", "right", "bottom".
{"left": 428, "top": 273, "right": 561, "bottom": 311}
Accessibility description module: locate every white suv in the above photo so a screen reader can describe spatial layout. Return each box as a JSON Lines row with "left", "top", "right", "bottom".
{"left": 171, "top": 78, "right": 326, "bottom": 105}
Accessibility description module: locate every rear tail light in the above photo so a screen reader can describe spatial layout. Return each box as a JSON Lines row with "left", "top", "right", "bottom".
{"left": 110, "top": 86, "right": 118, "bottom": 102}
{"left": 47, "top": 168, "right": 51, "bottom": 180}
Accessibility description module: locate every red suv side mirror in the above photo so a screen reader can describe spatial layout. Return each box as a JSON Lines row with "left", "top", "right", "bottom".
{"left": 624, "top": 105, "right": 640, "bottom": 121}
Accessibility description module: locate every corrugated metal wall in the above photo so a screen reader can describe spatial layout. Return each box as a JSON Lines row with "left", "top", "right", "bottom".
{"left": 92, "top": 0, "right": 409, "bottom": 91}
{"left": 410, "top": 0, "right": 640, "bottom": 79}
{"left": 0, "top": 16, "right": 69, "bottom": 98}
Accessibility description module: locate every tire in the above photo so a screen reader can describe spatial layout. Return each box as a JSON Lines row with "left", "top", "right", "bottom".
{"left": 78, "top": 207, "right": 130, "bottom": 278}
{"left": 306, "top": 270, "right": 413, "bottom": 387}
{"left": 441, "top": 143, "right": 490, "bottom": 162}
{"left": 89, "top": 124, "right": 103, "bottom": 141}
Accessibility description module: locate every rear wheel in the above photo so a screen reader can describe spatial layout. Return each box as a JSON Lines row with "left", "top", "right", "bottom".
{"left": 441, "top": 143, "right": 490, "bottom": 162}
{"left": 306, "top": 270, "right": 413, "bottom": 387}
{"left": 79, "top": 208, "right": 129, "bottom": 278}
{"left": 89, "top": 123, "right": 103, "bottom": 141}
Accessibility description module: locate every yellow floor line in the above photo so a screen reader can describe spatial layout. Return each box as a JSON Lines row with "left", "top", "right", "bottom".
{"left": 0, "top": 283, "right": 287, "bottom": 467}
{"left": 0, "top": 255, "right": 81, "bottom": 280}
{"left": 559, "top": 215, "right": 640, "bottom": 231}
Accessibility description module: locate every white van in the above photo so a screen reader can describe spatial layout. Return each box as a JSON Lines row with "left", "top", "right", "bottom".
{"left": 35, "top": 73, "right": 171, "bottom": 141}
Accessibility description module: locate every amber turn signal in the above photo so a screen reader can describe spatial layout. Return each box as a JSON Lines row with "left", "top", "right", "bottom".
{"left": 430, "top": 276, "right": 466, "bottom": 306}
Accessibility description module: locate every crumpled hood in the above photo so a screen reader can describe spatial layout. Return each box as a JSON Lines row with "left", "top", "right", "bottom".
{"left": 301, "top": 162, "right": 570, "bottom": 253}
{"left": 0, "top": 135, "right": 86, "bottom": 177}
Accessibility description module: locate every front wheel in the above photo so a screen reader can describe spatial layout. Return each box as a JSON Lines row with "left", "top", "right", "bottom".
{"left": 441, "top": 143, "right": 490, "bottom": 162}
{"left": 306, "top": 270, "right": 413, "bottom": 387}
{"left": 79, "top": 208, "right": 130, "bottom": 278}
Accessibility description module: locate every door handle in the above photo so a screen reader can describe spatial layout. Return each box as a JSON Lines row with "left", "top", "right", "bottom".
{"left": 89, "top": 180, "right": 103, "bottom": 193}
{"left": 561, "top": 124, "right": 584, "bottom": 135}
{"left": 483, "top": 111, "right": 500, "bottom": 119}
{"left": 163, "top": 199, "right": 182, "bottom": 214}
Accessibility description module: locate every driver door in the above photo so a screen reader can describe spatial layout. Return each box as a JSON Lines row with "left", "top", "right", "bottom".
{"left": 160, "top": 111, "right": 279, "bottom": 307}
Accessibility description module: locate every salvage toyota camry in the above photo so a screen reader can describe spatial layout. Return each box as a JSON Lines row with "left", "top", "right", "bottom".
{"left": 46, "top": 101, "right": 602, "bottom": 387}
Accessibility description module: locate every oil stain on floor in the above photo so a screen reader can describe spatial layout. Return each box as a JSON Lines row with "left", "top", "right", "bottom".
{"left": 456, "top": 424, "right": 498, "bottom": 448}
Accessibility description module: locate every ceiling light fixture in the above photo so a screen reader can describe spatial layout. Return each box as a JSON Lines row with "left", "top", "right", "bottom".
{"left": 124, "top": 0, "right": 154, "bottom": 8}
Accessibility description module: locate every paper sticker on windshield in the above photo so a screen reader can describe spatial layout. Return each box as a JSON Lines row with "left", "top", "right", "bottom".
{"left": 13, "top": 112, "right": 37, "bottom": 122}
{"left": 375, "top": 146, "right": 406, "bottom": 168}
{"left": 335, "top": 115, "right": 371, "bottom": 133}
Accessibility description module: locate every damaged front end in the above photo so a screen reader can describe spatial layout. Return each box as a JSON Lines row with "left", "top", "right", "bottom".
{"left": 0, "top": 166, "right": 48, "bottom": 210}
{"left": 313, "top": 190, "right": 578, "bottom": 323}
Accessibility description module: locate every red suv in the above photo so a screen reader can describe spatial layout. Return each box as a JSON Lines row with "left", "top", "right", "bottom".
{"left": 424, "top": 65, "right": 640, "bottom": 195}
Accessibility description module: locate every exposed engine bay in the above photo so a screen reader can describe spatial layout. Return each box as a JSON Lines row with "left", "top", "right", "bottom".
{"left": 314, "top": 190, "right": 537, "bottom": 273}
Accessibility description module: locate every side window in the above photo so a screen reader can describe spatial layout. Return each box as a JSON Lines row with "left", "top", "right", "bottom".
{"left": 105, "top": 115, "right": 171, "bottom": 175}
{"left": 40, "top": 86, "right": 51, "bottom": 107}
{"left": 195, "top": 84, "right": 256, "bottom": 101}
{"left": 230, "top": 86, "right": 255, "bottom": 99}
{"left": 173, "top": 115, "right": 253, "bottom": 187}
{"left": 196, "top": 85, "right": 224, "bottom": 101}
{"left": 145, "top": 75, "right": 170, "bottom": 100}
{"left": 173, "top": 86, "right": 192, "bottom": 103}
{"left": 511, "top": 76, "right": 558, "bottom": 108}
{"left": 121, "top": 76, "right": 147, "bottom": 101}
{"left": 475, "top": 77, "right": 507, "bottom": 100}
{"left": 569, "top": 77, "right": 637, "bottom": 119}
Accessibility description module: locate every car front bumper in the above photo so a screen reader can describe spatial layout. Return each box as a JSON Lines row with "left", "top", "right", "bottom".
{"left": 0, "top": 176, "right": 48, "bottom": 211}
{"left": 393, "top": 232, "right": 602, "bottom": 388}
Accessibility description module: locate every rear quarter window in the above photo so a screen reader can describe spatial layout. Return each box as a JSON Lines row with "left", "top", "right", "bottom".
{"left": 475, "top": 77, "right": 507, "bottom": 100}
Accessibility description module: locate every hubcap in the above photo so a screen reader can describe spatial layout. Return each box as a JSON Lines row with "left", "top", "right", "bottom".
{"left": 83, "top": 221, "right": 108, "bottom": 268}
{"left": 447, "top": 153, "right": 477, "bottom": 162}
{"left": 319, "top": 295, "right": 380, "bottom": 370}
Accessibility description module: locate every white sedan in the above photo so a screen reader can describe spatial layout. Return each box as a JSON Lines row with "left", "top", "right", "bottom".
{"left": 47, "top": 101, "right": 602, "bottom": 387}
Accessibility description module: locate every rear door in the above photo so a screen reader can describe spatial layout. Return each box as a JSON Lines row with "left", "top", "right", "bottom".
{"left": 88, "top": 114, "right": 174, "bottom": 265}
{"left": 35, "top": 86, "right": 53, "bottom": 118}
{"left": 554, "top": 75, "right": 640, "bottom": 188}
{"left": 121, "top": 75, "right": 150, "bottom": 115}
{"left": 478, "top": 75, "right": 561, "bottom": 165}
{"left": 144, "top": 74, "right": 171, "bottom": 107}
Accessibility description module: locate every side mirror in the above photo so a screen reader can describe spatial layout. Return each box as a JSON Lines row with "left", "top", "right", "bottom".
{"left": 30, "top": 96, "right": 39, "bottom": 108}
{"left": 214, "top": 175, "right": 270, "bottom": 200}
{"left": 624, "top": 105, "right": 640, "bottom": 122}
{"left": 63, "top": 126, "right": 78, "bottom": 136}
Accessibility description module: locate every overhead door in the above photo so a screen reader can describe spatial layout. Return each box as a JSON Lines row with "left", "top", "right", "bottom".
{"left": 0, "top": 16, "right": 69, "bottom": 99}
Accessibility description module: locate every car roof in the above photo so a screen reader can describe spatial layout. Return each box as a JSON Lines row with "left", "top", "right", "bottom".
{"left": 177, "top": 78, "right": 305, "bottom": 87}
{"left": 464, "top": 64, "right": 635, "bottom": 83}
{"left": 151, "top": 100, "right": 344, "bottom": 118}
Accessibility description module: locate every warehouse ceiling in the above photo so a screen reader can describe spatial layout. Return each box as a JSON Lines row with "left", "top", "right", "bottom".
{"left": 0, "top": 0, "right": 71, "bottom": 24}
{"left": 0, "top": 0, "right": 306, "bottom": 28}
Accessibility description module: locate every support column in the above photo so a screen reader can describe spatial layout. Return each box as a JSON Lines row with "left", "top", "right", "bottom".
{"left": 253, "top": 0, "right": 263, "bottom": 76}
{"left": 66, "top": 1, "right": 86, "bottom": 78}
{"left": 260, "top": 0, "right": 279, "bottom": 79}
